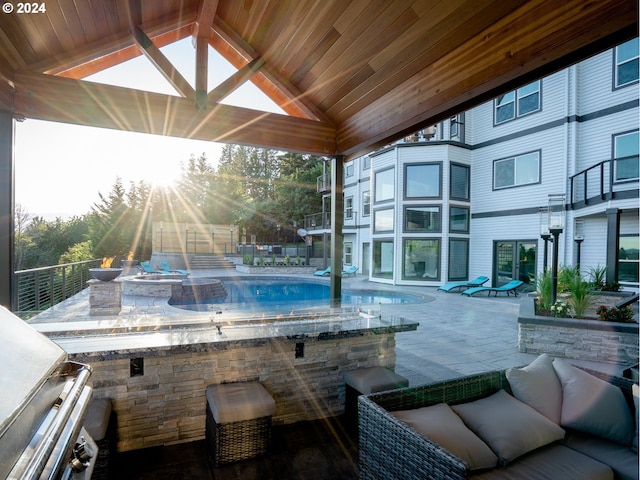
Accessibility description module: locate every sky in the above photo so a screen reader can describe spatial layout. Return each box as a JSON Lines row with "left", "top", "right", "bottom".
{"left": 14, "top": 38, "right": 284, "bottom": 220}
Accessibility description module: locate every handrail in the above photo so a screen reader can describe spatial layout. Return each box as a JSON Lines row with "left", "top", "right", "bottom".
{"left": 569, "top": 156, "right": 638, "bottom": 207}
{"left": 14, "top": 259, "right": 101, "bottom": 318}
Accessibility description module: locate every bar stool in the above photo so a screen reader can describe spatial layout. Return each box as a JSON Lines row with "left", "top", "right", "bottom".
{"left": 344, "top": 366, "right": 408, "bottom": 430}
{"left": 205, "top": 381, "right": 276, "bottom": 466}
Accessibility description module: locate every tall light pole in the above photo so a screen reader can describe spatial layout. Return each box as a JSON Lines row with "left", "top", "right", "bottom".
{"left": 539, "top": 208, "right": 550, "bottom": 272}
{"left": 548, "top": 194, "right": 566, "bottom": 305}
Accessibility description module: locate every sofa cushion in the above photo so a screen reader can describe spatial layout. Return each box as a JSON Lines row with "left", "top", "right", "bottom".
{"left": 633, "top": 384, "right": 639, "bottom": 453}
{"left": 452, "top": 390, "right": 565, "bottom": 466}
{"left": 506, "top": 353, "right": 562, "bottom": 423}
{"left": 553, "top": 358, "right": 634, "bottom": 445}
{"left": 471, "top": 443, "right": 613, "bottom": 480}
{"left": 391, "top": 403, "right": 498, "bottom": 471}
{"left": 562, "top": 430, "right": 639, "bottom": 480}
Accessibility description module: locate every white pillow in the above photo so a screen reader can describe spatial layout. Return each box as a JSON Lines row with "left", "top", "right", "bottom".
{"left": 506, "top": 354, "right": 562, "bottom": 424}
{"left": 553, "top": 358, "right": 634, "bottom": 445}
{"left": 391, "top": 403, "right": 498, "bottom": 471}
{"left": 452, "top": 390, "right": 565, "bottom": 467}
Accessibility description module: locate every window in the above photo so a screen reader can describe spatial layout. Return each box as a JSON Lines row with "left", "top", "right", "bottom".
{"left": 374, "top": 208, "right": 394, "bottom": 232}
{"left": 448, "top": 238, "right": 469, "bottom": 281}
{"left": 449, "top": 206, "right": 469, "bottom": 233}
{"left": 615, "top": 38, "right": 639, "bottom": 88}
{"left": 373, "top": 240, "right": 394, "bottom": 279}
{"left": 614, "top": 131, "right": 639, "bottom": 181}
{"left": 362, "top": 191, "right": 371, "bottom": 216}
{"left": 619, "top": 235, "right": 639, "bottom": 284}
{"left": 404, "top": 163, "right": 441, "bottom": 199}
{"left": 374, "top": 168, "right": 394, "bottom": 202}
{"left": 404, "top": 206, "right": 441, "bottom": 232}
{"left": 362, "top": 156, "right": 371, "bottom": 170}
{"left": 345, "top": 196, "right": 353, "bottom": 219}
{"left": 450, "top": 115, "right": 459, "bottom": 138}
{"left": 493, "top": 151, "right": 540, "bottom": 189}
{"left": 402, "top": 239, "right": 440, "bottom": 281}
{"left": 450, "top": 163, "right": 470, "bottom": 200}
{"left": 345, "top": 162, "right": 354, "bottom": 178}
{"left": 495, "top": 81, "right": 541, "bottom": 124}
{"left": 344, "top": 242, "right": 353, "bottom": 265}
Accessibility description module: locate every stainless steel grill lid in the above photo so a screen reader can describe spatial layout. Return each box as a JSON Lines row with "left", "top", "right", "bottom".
{"left": 0, "top": 306, "right": 94, "bottom": 479}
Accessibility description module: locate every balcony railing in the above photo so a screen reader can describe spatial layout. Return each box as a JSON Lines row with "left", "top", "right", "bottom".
{"left": 14, "top": 259, "right": 101, "bottom": 319}
{"left": 317, "top": 173, "right": 331, "bottom": 193}
{"left": 305, "top": 212, "right": 331, "bottom": 231}
{"left": 569, "top": 156, "right": 639, "bottom": 208}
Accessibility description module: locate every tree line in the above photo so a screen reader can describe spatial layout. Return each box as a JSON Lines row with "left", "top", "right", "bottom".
{"left": 15, "top": 146, "right": 325, "bottom": 270}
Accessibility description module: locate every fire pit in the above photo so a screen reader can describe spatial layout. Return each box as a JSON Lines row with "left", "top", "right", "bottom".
{"left": 90, "top": 256, "right": 122, "bottom": 281}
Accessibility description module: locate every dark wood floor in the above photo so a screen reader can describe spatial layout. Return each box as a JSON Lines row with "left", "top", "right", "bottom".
{"left": 112, "top": 416, "right": 359, "bottom": 480}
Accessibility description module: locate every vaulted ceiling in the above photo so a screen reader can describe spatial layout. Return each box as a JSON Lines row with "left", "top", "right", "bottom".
{"left": 0, "top": 0, "right": 637, "bottom": 159}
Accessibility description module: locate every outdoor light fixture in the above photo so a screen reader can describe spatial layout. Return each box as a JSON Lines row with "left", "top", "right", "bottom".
{"left": 539, "top": 207, "right": 551, "bottom": 272}
{"left": 548, "top": 194, "right": 566, "bottom": 305}
{"left": 574, "top": 220, "right": 585, "bottom": 271}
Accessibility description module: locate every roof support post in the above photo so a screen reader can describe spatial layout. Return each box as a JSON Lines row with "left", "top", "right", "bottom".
{"left": 0, "top": 110, "right": 15, "bottom": 309}
{"left": 605, "top": 208, "right": 620, "bottom": 285}
{"left": 330, "top": 156, "right": 344, "bottom": 308}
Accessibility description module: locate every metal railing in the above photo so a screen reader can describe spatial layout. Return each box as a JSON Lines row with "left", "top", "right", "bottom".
{"left": 317, "top": 173, "right": 331, "bottom": 192}
{"left": 14, "top": 259, "right": 101, "bottom": 319}
{"left": 305, "top": 212, "right": 331, "bottom": 231}
{"left": 570, "top": 156, "right": 639, "bottom": 207}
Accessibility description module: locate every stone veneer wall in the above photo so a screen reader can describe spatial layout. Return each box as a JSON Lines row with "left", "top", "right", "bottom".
{"left": 86, "top": 334, "right": 397, "bottom": 452}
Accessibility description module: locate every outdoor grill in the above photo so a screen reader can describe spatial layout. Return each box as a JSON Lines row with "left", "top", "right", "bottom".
{"left": 0, "top": 306, "right": 97, "bottom": 480}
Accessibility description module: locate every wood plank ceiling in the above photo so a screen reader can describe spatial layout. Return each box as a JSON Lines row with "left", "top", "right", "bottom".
{"left": 0, "top": 0, "right": 637, "bottom": 159}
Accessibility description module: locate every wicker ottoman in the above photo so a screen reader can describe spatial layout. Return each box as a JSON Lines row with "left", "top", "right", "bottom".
{"left": 344, "top": 367, "right": 408, "bottom": 429}
{"left": 205, "top": 382, "right": 276, "bottom": 466}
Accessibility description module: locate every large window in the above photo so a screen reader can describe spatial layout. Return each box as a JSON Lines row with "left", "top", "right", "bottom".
{"left": 614, "top": 131, "right": 639, "bottom": 181}
{"left": 404, "top": 163, "right": 441, "bottom": 199}
{"left": 362, "top": 191, "right": 371, "bottom": 216}
{"left": 373, "top": 240, "right": 394, "bottom": 279}
{"left": 493, "top": 151, "right": 540, "bottom": 189}
{"left": 619, "top": 235, "right": 639, "bottom": 284}
{"left": 345, "top": 196, "right": 353, "bottom": 219}
{"left": 404, "top": 206, "right": 441, "bottom": 232}
{"left": 374, "top": 168, "right": 394, "bottom": 202}
{"left": 402, "top": 239, "right": 440, "bottom": 280}
{"left": 345, "top": 162, "right": 354, "bottom": 178}
{"left": 494, "top": 80, "right": 541, "bottom": 124}
{"left": 615, "top": 38, "right": 639, "bottom": 88}
{"left": 344, "top": 242, "right": 353, "bottom": 265}
{"left": 448, "top": 238, "right": 469, "bottom": 281}
{"left": 374, "top": 208, "right": 394, "bottom": 232}
{"left": 450, "top": 163, "right": 470, "bottom": 200}
{"left": 449, "top": 206, "right": 469, "bottom": 233}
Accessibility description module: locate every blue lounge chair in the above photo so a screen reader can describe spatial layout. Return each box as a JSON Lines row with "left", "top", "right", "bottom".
{"left": 341, "top": 265, "right": 358, "bottom": 277}
{"left": 461, "top": 279, "right": 524, "bottom": 297}
{"left": 159, "top": 261, "right": 189, "bottom": 275}
{"left": 314, "top": 266, "right": 331, "bottom": 276}
{"left": 139, "top": 261, "right": 169, "bottom": 274}
{"left": 438, "top": 276, "right": 489, "bottom": 293}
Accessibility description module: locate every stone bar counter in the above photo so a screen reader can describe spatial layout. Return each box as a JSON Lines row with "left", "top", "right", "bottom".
{"left": 35, "top": 311, "right": 418, "bottom": 452}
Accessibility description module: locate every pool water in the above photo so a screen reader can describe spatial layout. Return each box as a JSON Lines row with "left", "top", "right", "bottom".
{"left": 170, "top": 278, "right": 420, "bottom": 313}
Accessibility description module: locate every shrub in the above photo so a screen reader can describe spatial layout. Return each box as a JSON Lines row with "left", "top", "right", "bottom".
{"left": 535, "top": 269, "right": 553, "bottom": 312}
{"left": 564, "top": 266, "right": 593, "bottom": 318}
{"left": 596, "top": 305, "right": 635, "bottom": 323}
{"left": 243, "top": 253, "right": 254, "bottom": 265}
{"left": 550, "top": 301, "right": 570, "bottom": 318}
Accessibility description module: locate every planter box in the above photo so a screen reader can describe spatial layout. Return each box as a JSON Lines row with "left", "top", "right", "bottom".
{"left": 235, "top": 265, "right": 318, "bottom": 274}
{"left": 519, "top": 295, "right": 639, "bottom": 365}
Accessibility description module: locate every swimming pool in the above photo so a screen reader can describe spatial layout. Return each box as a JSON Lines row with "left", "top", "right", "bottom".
{"left": 170, "top": 277, "right": 422, "bottom": 314}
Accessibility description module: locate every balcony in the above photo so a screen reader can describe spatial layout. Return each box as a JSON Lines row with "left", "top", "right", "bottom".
{"left": 317, "top": 173, "right": 331, "bottom": 193}
{"left": 569, "top": 156, "right": 639, "bottom": 209}
{"left": 304, "top": 212, "right": 331, "bottom": 232}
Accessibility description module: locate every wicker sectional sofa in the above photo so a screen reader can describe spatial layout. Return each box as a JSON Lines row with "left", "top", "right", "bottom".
{"left": 358, "top": 356, "right": 638, "bottom": 480}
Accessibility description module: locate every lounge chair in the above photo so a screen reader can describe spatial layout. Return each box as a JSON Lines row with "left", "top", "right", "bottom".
{"left": 341, "top": 266, "right": 358, "bottom": 277}
{"left": 139, "top": 261, "right": 164, "bottom": 274}
{"left": 313, "top": 266, "right": 331, "bottom": 276}
{"left": 159, "top": 261, "right": 189, "bottom": 275}
{"left": 437, "top": 275, "right": 489, "bottom": 293}
{"left": 461, "top": 279, "right": 524, "bottom": 297}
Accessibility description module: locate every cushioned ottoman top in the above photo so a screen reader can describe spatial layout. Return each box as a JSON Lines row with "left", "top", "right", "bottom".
{"left": 206, "top": 382, "right": 275, "bottom": 424}
{"left": 344, "top": 366, "right": 408, "bottom": 394}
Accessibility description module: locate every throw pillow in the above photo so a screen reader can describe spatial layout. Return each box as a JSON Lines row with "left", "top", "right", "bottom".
{"left": 451, "top": 390, "right": 565, "bottom": 467}
{"left": 391, "top": 403, "right": 498, "bottom": 471}
{"left": 552, "top": 358, "right": 634, "bottom": 445}
{"left": 632, "top": 384, "right": 639, "bottom": 453}
{"left": 506, "top": 353, "right": 562, "bottom": 423}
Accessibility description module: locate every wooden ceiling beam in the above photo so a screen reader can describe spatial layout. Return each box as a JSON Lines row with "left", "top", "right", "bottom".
{"left": 131, "top": 26, "right": 195, "bottom": 100}
{"left": 336, "top": 0, "right": 638, "bottom": 158}
{"left": 12, "top": 70, "right": 336, "bottom": 155}
{"left": 207, "top": 56, "right": 265, "bottom": 105}
{"left": 194, "top": 0, "right": 219, "bottom": 109}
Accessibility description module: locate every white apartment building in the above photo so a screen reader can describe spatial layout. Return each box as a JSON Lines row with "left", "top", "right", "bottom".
{"left": 331, "top": 38, "right": 639, "bottom": 290}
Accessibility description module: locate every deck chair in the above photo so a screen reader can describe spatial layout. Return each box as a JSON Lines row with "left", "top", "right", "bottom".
{"left": 140, "top": 261, "right": 168, "bottom": 274}
{"left": 313, "top": 266, "right": 331, "bottom": 276}
{"left": 461, "top": 279, "right": 524, "bottom": 297}
{"left": 438, "top": 275, "right": 489, "bottom": 292}
{"left": 341, "top": 266, "right": 358, "bottom": 277}
{"left": 159, "top": 261, "right": 189, "bottom": 275}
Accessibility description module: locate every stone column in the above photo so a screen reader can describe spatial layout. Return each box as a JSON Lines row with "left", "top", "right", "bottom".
{"left": 89, "top": 279, "right": 122, "bottom": 316}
